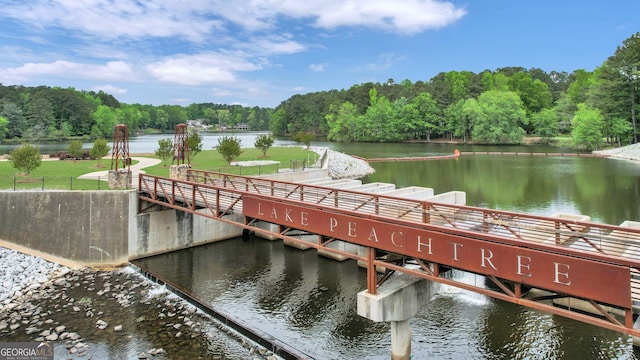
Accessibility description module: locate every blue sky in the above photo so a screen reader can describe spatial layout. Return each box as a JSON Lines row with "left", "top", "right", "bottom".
{"left": 0, "top": 1, "right": 638, "bottom": 108}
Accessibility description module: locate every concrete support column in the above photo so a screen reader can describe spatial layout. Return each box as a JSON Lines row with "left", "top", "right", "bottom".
{"left": 357, "top": 273, "right": 437, "bottom": 360}
{"left": 633, "top": 315, "right": 640, "bottom": 347}
{"left": 170, "top": 164, "right": 191, "bottom": 180}
{"left": 391, "top": 319, "right": 411, "bottom": 360}
{"left": 108, "top": 169, "right": 132, "bottom": 189}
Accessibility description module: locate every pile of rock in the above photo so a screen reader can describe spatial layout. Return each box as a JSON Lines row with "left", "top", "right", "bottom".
{"left": 0, "top": 246, "right": 278, "bottom": 359}
{"left": 594, "top": 143, "right": 640, "bottom": 161}
{"left": 311, "top": 147, "right": 375, "bottom": 179}
{"left": 0, "top": 248, "right": 63, "bottom": 308}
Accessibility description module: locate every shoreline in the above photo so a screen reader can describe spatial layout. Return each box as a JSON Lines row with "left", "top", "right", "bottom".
{"left": 593, "top": 143, "right": 640, "bottom": 162}
{"left": 0, "top": 246, "right": 277, "bottom": 359}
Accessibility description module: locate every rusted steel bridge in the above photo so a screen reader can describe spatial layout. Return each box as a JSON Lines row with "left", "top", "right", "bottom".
{"left": 138, "top": 170, "right": 640, "bottom": 337}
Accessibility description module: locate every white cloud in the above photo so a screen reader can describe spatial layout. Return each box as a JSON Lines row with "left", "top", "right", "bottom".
{"left": 364, "top": 53, "right": 406, "bottom": 71}
{"left": 91, "top": 84, "right": 128, "bottom": 95}
{"left": 0, "top": 60, "right": 134, "bottom": 84}
{"left": 0, "top": 0, "right": 223, "bottom": 42}
{"left": 146, "top": 53, "right": 261, "bottom": 85}
{"left": 239, "top": 35, "right": 307, "bottom": 56}
{"left": 309, "top": 63, "right": 327, "bottom": 72}
{"left": 307, "top": 0, "right": 467, "bottom": 34}
{"left": 0, "top": 0, "right": 465, "bottom": 43}
{"left": 209, "top": 0, "right": 466, "bottom": 34}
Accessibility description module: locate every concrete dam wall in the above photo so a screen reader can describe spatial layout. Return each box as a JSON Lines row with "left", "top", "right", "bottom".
{"left": 0, "top": 190, "right": 243, "bottom": 266}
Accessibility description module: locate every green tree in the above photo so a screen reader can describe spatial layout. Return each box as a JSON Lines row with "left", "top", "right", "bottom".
{"left": 254, "top": 134, "right": 274, "bottom": 157}
{"left": 609, "top": 116, "right": 633, "bottom": 146}
{"left": 92, "top": 105, "right": 118, "bottom": 138}
{"left": 530, "top": 108, "right": 559, "bottom": 143}
{"left": 571, "top": 104, "right": 604, "bottom": 150}
{"left": 567, "top": 69, "right": 596, "bottom": 105}
{"left": 508, "top": 71, "right": 553, "bottom": 117}
{"left": 216, "top": 136, "right": 242, "bottom": 164}
{"left": 68, "top": 140, "right": 84, "bottom": 163}
{"left": 464, "top": 90, "right": 527, "bottom": 144}
{"left": 0, "top": 116, "right": 8, "bottom": 139}
{"left": 9, "top": 143, "right": 42, "bottom": 175}
{"left": 326, "top": 101, "right": 359, "bottom": 141}
{"left": 1, "top": 101, "right": 25, "bottom": 138}
{"left": 90, "top": 138, "right": 110, "bottom": 167}
{"left": 187, "top": 131, "right": 203, "bottom": 160}
{"left": 24, "top": 97, "right": 54, "bottom": 139}
{"left": 361, "top": 89, "right": 399, "bottom": 141}
{"left": 604, "top": 32, "right": 640, "bottom": 143}
{"left": 444, "top": 99, "right": 471, "bottom": 142}
{"left": 216, "top": 109, "right": 231, "bottom": 128}
{"left": 404, "top": 92, "right": 441, "bottom": 140}
{"left": 445, "top": 71, "right": 474, "bottom": 103}
{"left": 292, "top": 131, "right": 315, "bottom": 149}
{"left": 155, "top": 138, "right": 173, "bottom": 166}
{"left": 590, "top": 33, "right": 640, "bottom": 145}
{"left": 269, "top": 108, "right": 288, "bottom": 135}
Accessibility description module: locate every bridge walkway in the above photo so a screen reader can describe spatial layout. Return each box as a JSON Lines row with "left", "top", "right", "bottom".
{"left": 138, "top": 170, "right": 640, "bottom": 337}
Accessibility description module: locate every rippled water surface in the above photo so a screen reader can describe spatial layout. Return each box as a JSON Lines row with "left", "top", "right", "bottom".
{"left": 136, "top": 238, "right": 639, "bottom": 360}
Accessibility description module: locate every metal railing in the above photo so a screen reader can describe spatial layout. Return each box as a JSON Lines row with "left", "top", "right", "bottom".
{"left": 141, "top": 172, "right": 640, "bottom": 266}
{"left": 0, "top": 176, "right": 111, "bottom": 191}
{"left": 198, "top": 159, "right": 315, "bottom": 177}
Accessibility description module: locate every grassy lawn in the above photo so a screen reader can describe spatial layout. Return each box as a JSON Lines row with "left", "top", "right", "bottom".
{"left": 0, "top": 147, "right": 318, "bottom": 190}
{"left": 144, "top": 147, "right": 319, "bottom": 177}
{"left": 0, "top": 158, "right": 115, "bottom": 190}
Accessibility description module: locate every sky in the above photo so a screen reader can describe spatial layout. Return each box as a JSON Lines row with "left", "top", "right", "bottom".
{"left": 0, "top": 1, "right": 638, "bottom": 109}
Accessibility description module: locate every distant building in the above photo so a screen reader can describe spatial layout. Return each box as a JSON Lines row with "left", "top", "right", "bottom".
{"left": 187, "top": 119, "right": 205, "bottom": 129}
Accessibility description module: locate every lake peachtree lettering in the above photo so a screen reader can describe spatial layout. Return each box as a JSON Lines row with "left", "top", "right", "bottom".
{"left": 246, "top": 196, "right": 630, "bottom": 308}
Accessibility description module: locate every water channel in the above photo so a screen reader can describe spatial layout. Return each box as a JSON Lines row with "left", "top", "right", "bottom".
{"left": 4, "top": 134, "right": 640, "bottom": 358}
{"left": 130, "top": 136, "right": 640, "bottom": 359}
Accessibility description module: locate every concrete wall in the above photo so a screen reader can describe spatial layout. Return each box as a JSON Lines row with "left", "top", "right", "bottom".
{"left": 131, "top": 207, "right": 243, "bottom": 259}
{"left": 0, "top": 190, "right": 135, "bottom": 266}
{"left": 0, "top": 191, "right": 244, "bottom": 266}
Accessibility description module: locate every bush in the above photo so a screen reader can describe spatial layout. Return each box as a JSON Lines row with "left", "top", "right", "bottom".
{"left": 9, "top": 143, "right": 42, "bottom": 175}
{"left": 51, "top": 150, "right": 91, "bottom": 160}
{"left": 216, "top": 136, "right": 242, "bottom": 164}
{"left": 254, "top": 134, "right": 274, "bottom": 157}
{"left": 90, "top": 138, "right": 111, "bottom": 167}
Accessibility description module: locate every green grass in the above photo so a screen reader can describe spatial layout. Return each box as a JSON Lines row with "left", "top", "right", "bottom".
{"left": 0, "top": 147, "right": 318, "bottom": 190}
{"left": 144, "top": 147, "right": 319, "bottom": 177}
{"left": 0, "top": 158, "right": 135, "bottom": 190}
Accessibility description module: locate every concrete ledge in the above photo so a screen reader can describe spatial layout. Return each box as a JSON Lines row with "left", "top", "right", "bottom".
{"left": 357, "top": 273, "right": 437, "bottom": 322}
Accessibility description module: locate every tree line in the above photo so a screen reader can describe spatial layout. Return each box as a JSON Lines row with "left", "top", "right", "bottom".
{"left": 1, "top": 32, "right": 638, "bottom": 150}
{"left": 0, "top": 86, "right": 272, "bottom": 141}
{"left": 270, "top": 32, "right": 640, "bottom": 150}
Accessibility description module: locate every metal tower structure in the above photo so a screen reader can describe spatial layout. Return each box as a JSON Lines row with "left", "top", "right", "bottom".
{"left": 111, "top": 124, "right": 131, "bottom": 171}
{"left": 172, "top": 124, "right": 190, "bottom": 166}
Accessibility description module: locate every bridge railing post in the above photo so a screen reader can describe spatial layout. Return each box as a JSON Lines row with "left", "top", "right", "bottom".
{"left": 422, "top": 203, "right": 429, "bottom": 224}
{"left": 367, "top": 247, "right": 376, "bottom": 294}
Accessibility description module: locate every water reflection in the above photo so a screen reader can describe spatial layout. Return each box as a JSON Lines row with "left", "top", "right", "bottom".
{"left": 135, "top": 237, "right": 639, "bottom": 360}
{"left": 364, "top": 155, "right": 640, "bottom": 225}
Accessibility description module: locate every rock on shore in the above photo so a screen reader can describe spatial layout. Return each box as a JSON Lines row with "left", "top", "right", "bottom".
{"left": 593, "top": 143, "right": 640, "bottom": 161}
{"left": 311, "top": 147, "right": 375, "bottom": 179}
{"left": 0, "top": 248, "right": 61, "bottom": 308}
{"left": 0, "top": 247, "right": 277, "bottom": 359}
